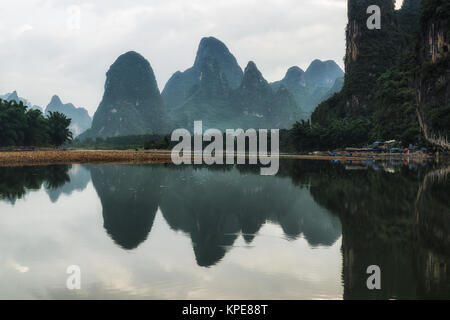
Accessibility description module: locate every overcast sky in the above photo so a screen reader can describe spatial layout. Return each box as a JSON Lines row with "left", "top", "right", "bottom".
{"left": 0, "top": 0, "right": 404, "bottom": 116}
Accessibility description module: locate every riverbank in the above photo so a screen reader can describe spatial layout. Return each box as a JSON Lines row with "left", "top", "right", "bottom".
{"left": 0, "top": 149, "right": 433, "bottom": 167}
{"left": 0, "top": 150, "right": 173, "bottom": 167}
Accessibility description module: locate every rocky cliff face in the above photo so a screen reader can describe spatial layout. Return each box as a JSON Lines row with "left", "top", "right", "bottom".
{"left": 425, "top": 21, "right": 449, "bottom": 63}
{"left": 45, "top": 95, "right": 92, "bottom": 137}
{"left": 270, "top": 67, "right": 308, "bottom": 112}
{"left": 305, "top": 60, "right": 344, "bottom": 88}
{"left": 237, "top": 61, "right": 274, "bottom": 115}
{"left": 169, "top": 55, "right": 234, "bottom": 129}
{"left": 87, "top": 51, "right": 168, "bottom": 138}
{"left": 309, "top": 0, "right": 449, "bottom": 150}
{"left": 193, "top": 37, "right": 244, "bottom": 89}
{"left": 398, "top": 0, "right": 421, "bottom": 31}
{"left": 344, "top": 0, "right": 398, "bottom": 111}
{"left": 233, "top": 61, "right": 299, "bottom": 128}
{"left": 345, "top": 0, "right": 396, "bottom": 68}
{"left": 419, "top": 0, "right": 449, "bottom": 64}
{"left": 163, "top": 36, "right": 313, "bottom": 130}
{"left": 169, "top": 59, "right": 299, "bottom": 130}
{"left": 416, "top": 0, "right": 450, "bottom": 149}
{"left": 270, "top": 62, "right": 344, "bottom": 116}
{"left": 311, "top": 0, "right": 424, "bottom": 145}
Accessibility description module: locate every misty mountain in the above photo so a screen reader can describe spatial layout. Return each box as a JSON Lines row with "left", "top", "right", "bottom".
{"left": 162, "top": 37, "right": 314, "bottom": 130}
{"left": 162, "top": 37, "right": 243, "bottom": 110}
{"left": 232, "top": 61, "right": 299, "bottom": 128}
{"left": 270, "top": 60, "right": 344, "bottom": 116}
{"left": 81, "top": 51, "right": 169, "bottom": 138}
{"left": 79, "top": 37, "right": 343, "bottom": 138}
{"left": 45, "top": 95, "right": 92, "bottom": 137}
{"left": 305, "top": 59, "right": 344, "bottom": 88}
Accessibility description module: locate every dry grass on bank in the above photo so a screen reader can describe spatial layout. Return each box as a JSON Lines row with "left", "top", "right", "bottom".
{"left": 0, "top": 150, "right": 173, "bottom": 167}
{"left": 0, "top": 149, "right": 432, "bottom": 167}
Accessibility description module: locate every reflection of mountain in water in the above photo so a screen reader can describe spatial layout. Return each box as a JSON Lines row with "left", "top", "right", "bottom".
{"left": 159, "top": 167, "right": 341, "bottom": 266}
{"left": 2, "top": 160, "right": 450, "bottom": 299}
{"left": 309, "top": 164, "right": 422, "bottom": 299}
{"left": 88, "top": 164, "right": 341, "bottom": 266}
{"left": 297, "top": 161, "right": 450, "bottom": 300}
{"left": 90, "top": 165, "right": 164, "bottom": 250}
{"left": 45, "top": 165, "right": 91, "bottom": 202}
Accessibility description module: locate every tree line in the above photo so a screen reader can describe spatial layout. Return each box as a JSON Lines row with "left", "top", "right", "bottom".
{"left": 0, "top": 99, "right": 72, "bottom": 147}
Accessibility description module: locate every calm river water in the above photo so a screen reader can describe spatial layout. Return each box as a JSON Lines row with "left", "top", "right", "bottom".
{"left": 0, "top": 160, "right": 449, "bottom": 299}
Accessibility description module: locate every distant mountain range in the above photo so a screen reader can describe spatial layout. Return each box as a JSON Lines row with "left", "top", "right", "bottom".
{"left": 3, "top": 37, "right": 344, "bottom": 140}
{"left": 163, "top": 37, "right": 343, "bottom": 130}
{"left": 81, "top": 37, "right": 343, "bottom": 138}
{"left": 271, "top": 63, "right": 344, "bottom": 115}
{"left": 0, "top": 91, "right": 92, "bottom": 137}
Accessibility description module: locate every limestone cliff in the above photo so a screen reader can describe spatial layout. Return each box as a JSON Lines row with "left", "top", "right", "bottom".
{"left": 344, "top": 0, "right": 397, "bottom": 111}
{"left": 416, "top": 0, "right": 450, "bottom": 149}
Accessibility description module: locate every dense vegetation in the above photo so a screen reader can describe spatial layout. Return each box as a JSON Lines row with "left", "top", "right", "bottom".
{"left": 73, "top": 131, "right": 280, "bottom": 152}
{"left": 417, "top": 0, "right": 450, "bottom": 140}
{"left": 3, "top": 1, "right": 447, "bottom": 153}
{"left": 285, "top": 0, "right": 446, "bottom": 152}
{"left": 72, "top": 133, "right": 172, "bottom": 150}
{"left": 0, "top": 99, "right": 73, "bottom": 147}
{"left": 283, "top": 117, "right": 372, "bottom": 151}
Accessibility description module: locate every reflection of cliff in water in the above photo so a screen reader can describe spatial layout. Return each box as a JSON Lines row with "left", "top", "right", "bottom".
{"left": 313, "top": 165, "right": 421, "bottom": 299}
{"left": 303, "top": 161, "right": 450, "bottom": 299}
{"left": 87, "top": 163, "right": 341, "bottom": 266}
{"left": 89, "top": 165, "right": 164, "bottom": 250}
{"left": 414, "top": 165, "right": 450, "bottom": 299}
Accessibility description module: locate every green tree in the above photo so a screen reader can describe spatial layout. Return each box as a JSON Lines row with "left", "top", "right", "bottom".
{"left": 0, "top": 100, "right": 27, "bottom": 146}
{"left": 24, "top": 109, "right": 49, "bottom": 146}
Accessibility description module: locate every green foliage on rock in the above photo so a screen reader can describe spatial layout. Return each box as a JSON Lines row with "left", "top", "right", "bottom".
{"left": 288, "top": 117, "right": 371, "bottom": 151}
{"left": 83, "top": 51, "right": 170, "bottom": 139}
{"left": 296, "top": 0, "right": 436, "bottom": 150}
{"left": 370, "top": 47, "right": 422, "bottom": 143}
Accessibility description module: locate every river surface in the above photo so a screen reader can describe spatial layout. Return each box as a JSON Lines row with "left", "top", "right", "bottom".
{"left": 0, "top": 160, "right": 449, "bottom": 299}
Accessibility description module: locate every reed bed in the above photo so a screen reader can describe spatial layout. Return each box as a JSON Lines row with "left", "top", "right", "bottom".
{"left": 0, "top": 149, "right": 432, "bottom": 167}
